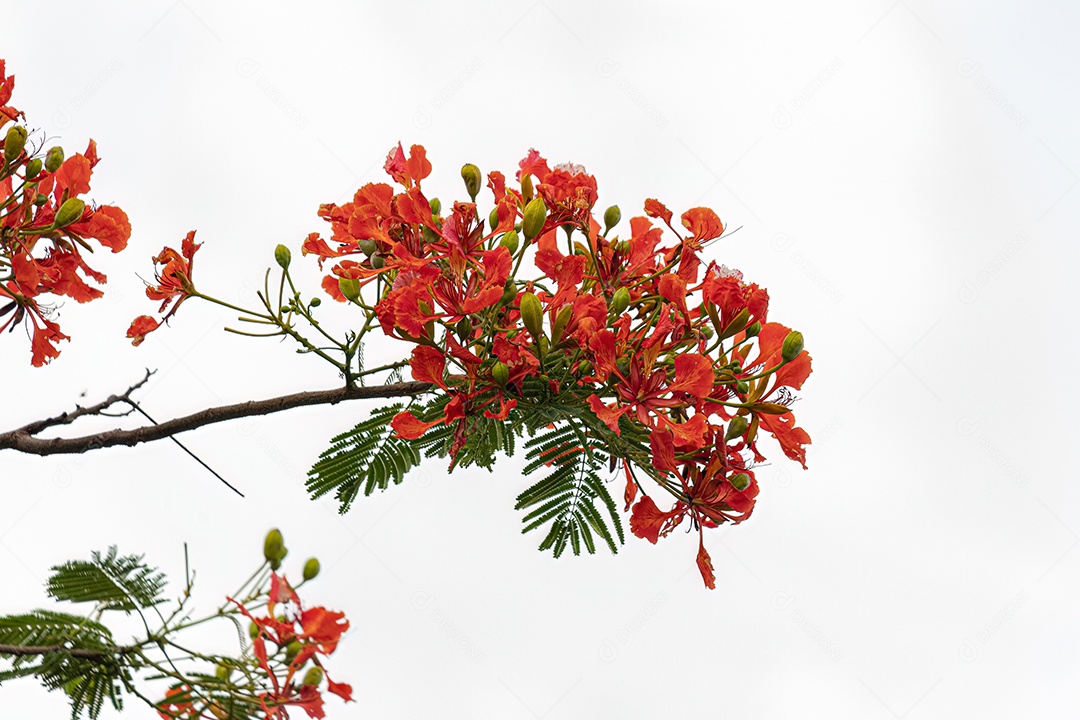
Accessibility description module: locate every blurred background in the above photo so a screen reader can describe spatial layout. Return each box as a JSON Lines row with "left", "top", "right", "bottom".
{"left": 2, "top": 1, "right": 1077, "bottom": 717}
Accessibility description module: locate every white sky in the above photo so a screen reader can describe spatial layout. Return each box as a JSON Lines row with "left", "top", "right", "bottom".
{"left": 2, "top": 1, "right": 1078, "bottom": 717}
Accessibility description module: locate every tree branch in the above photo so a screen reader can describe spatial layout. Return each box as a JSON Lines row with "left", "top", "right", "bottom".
{"left": 0, "top": 643, "right": 128, "bottom": 664}
{"left": 0, "top": 379, "right": 433, "bottom": 456}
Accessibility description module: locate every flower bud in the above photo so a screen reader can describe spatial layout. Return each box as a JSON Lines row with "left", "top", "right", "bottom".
{"left": 492, "top": 361, "right": 509, "bottom": 388}
{"left": 338, "top": 278, "right": 360, "bottom": 303}
{"left": 303, "top": 557, "right": 320, "bottom": 581}
{"left": 488, "top": 207, "right": 500, "bottom": 231}
{"left": 429, "top": 197, "right": 442, "bottom": 216}
{"left": 284, "top": 640, "right": 302, "bottom": 662}
{"left": 44, "top": 146, "right": 64, "bottom": 173}
{"left": 4, "top": 126, "right": 27, "bottom": 165}
{"left": 551, "top": 304, "right": 573, "bottom": 345}
{"left": 34, "top": 193, "right": 48, "bottom": 206}
{"left": 263, "top": 528, "right": 286, "bottom": 570}
{"left": 729, "top": 473, "right": 751, "bottom": 491}
{"left": 603, "top": 205, "right": 621, "bottom": 234}
{"left": 25, "top": 157, "right": 42, "bottom": 179}
{"left": 519, "top": 291, "right": 544, "bottom": 341}
{"left": 500, "top": 229, "right": 520, "bottom": 254}
{"left": 274, "top": 244, "right": 291, "bottom": 269}
{"left": 609, "top": 287, "right": 630, "bottom": 316}
{"left": 724, "top": 416, "right": 749, "bottom": 442}
{"left": 521, "top": 174, "right": 534, "bottom": 201}
{"left": 249, "top": 621, "right": 260, "bottom": 639}
{"left": 745, "top": 321, "right": 761, "bottom": 339}
{"left": 370, "top": 254, "right": 386, "bottom": 269}
{"left": 358, "top": 239, "right": 377, "bottom": 257}
{"left": 781, "top": 330, "right": 804, "bottom": 362}
{"left": 700, "top": 324, "right": 714, "bottom": 339}
{"left": 500, "top": 279, "right": 517, "bottom": 305}
{"left": 303, "top": 667, "right": 324, "bottom": 688}
{"left": 54, "top": 198, "right": 86, "bottom": 228}
{"left": 309, "top": 297, "right": 321, "bottom": 308}
{"left": 461, "top": 163, "right": 482, "bottom": 201}
{"left": 720, "top": 307, "right": 750, "bottom": 340}
{"left": 522, "top": 197, "right": 547, "bottom": 240}
{"left": 216, "top": 663, "right": 231, "bottom": 681}
{"left": 455, "top": 317, "right": 472, "bottom": 342}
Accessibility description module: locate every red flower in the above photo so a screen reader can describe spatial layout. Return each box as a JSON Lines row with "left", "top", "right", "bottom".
{"left": 156, "top": 686, "right": 195, "bottom": 719}
{"left": 127, "top": 231, "right": 201, "bottom": 345}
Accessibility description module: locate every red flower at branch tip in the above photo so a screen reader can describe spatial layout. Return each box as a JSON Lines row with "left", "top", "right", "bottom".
{"left": 127, "top": 230, "right": 201, "bottom": 345}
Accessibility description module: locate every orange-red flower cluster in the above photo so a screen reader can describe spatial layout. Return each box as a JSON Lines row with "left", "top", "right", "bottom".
{"left": 226, "top": 573, "right": 353, "bottom": 719}
{"left": 0, "top": 59, "right": 131, "bottom": 365}
{"left": 304, "top": 144, "right": 813, "bottom": 588}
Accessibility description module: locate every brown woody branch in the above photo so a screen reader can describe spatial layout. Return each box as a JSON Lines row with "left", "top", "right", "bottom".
{"left": 0, "top": 643, "right": 129, "bottom": 664}
{"left": 0, "top": 376, "right": 433, "bottom": 456}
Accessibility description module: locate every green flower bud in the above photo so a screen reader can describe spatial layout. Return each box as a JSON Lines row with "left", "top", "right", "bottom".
{"left": 781, "top": 331, "right": 804, "bottom": 363}
{"left": 309, "top": 297, "right": 321, "bottom": 308}
{"left": 284, "top": 640, "right": 303, "bottom": 662}
{"left": 54, "top": 198, "right": 85, "bottom": 228}
{"left": 724, "top": 416, "right": 749, "bottom": 442}
{"left": 429, "top": 197, "right": 442, "bottom": 216}
{"left": 274, "top": 244, "right": 291, "bottom": 269}
{"left": 25, "top": 157, "right": 42, "bottom": 179}
{"left": 358, "top": 239, "right": 377, "bottom": 257}
{"left": 500, "top": 279, "right": 517, "bottom": 305}
{"left": 700, "top": 324, "right": 714, "bottom": 339}
{"left": 44, "top": 147, "right": 64, "bottom": 173}
{"left": 216, "top": 663, "right": 231, "bottom": 681}
{"left": 4, "top": 126, "right": 27, "bottom": 165}
{"left": 551, "top": 304, "right": 573, "bottom": 345}
{"left": 303, "top": 667, "right": 324, "bottom": 688}
{"left": 492, "top": 361, "right": 510, "bottom": 388}
{"left": 735, "top": 380, "right": 749, "bottom": 395}
{"left": 263, "top": 528, "right": 286, "bottom": 569}
{"left": 370, "top": 254, "right": 386, "bottom": 269}
{"left": 500, "top": 229, "right": 520, "bottom": 254}
{"left": 461, "top": 163, "right": 482, "bottom": 201}
{"left": 520, "top": 174, "right": 534, "bottom": 201}
{"left": 617, "top": 357, "right": 630, "bottom": 377}
{"left": 488, "top": 207, "right": 500, "bottom": 231}
{"left": 609, "top": 287, "right": 630, "bottom": 316}
{"left": 603, "top": 205, "right": 621, "bottom": 234}
{"left": 455, "top": 317, "right": 472, "bottom": 342}
{"left": 338, "top": 277, "right": 360, "bottom": 302}
{"left": 249, "top": 621, "right": 260, "bottom": 639}
{"left": 519, "top": 291, "right": 544, "bottom": 341}
{"left": 576, "top": 359, "right": 593, "bottom": 375}
{"left": 34, "top": 193, "right": 47, "bottom": 206}
{"left": 522, "top": 197, "right": 547, "bottom": 240}
{"left": 720, "top": 307, "right": 750, "bottom": 340}
{"left": 745, "top": 321, "right": 761, "bottom": 339}
{"left": 303, "top": 557, "right": 320, "bottom": 581}
{"left": 729, "top": 473, "right": 751, "bottom": 491}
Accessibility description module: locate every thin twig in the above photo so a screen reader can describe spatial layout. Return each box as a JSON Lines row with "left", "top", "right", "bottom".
{"left": 127, "top": 402, "right": 244, "bottom": 498}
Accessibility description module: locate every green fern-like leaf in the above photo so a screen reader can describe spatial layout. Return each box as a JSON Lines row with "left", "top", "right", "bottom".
{"left": 515, "top": 415, "right": 624, "bottom": 557}
{"left": 47, "top": 547, "right": 166, "bottom": 612}
{"left": 306, "top": 403, "right": 424, "bottom": 513}
{"left": 0, "top": 610, "right": 129, "bottom": 719}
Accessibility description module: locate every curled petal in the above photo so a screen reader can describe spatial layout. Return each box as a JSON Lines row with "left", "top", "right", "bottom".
{"left": 391, "top": 411, "right": 440, "bottom": 440}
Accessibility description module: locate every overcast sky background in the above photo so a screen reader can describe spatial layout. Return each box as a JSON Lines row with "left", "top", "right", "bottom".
{"left": 2, "top": 1, "right": 1078, "bottom": 718}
